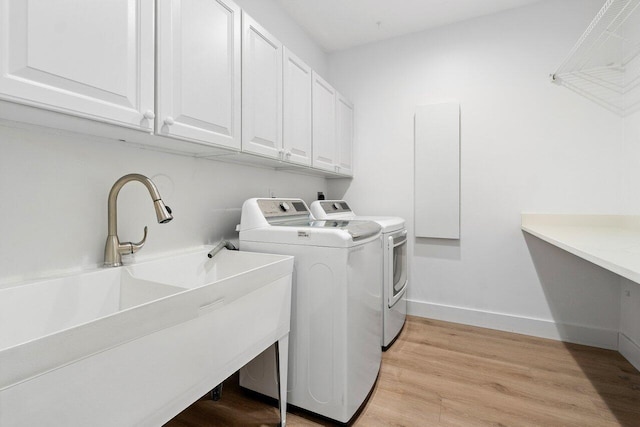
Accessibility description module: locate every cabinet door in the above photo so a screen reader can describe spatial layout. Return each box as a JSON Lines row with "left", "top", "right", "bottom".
{"left": 312, "top": 72, "right": 337, "bottom": 172}
{"left": 336, "top": 93, "right": 354, "bottom": 176}
{"left": 283, "top": 48, "right": 312, "bottom": 166}
{"left": 0, "top": 0, "right": 154, "bottom": 131}
{"left": 242, "top": 12, "right": 282, "bottom": 158}
{"left": 156, "top": 0, "right": 241, "bottom": 150}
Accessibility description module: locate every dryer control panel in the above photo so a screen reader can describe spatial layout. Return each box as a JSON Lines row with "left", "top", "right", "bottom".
{"left": 319, "top": 200, "right": 351, "bottom": 214}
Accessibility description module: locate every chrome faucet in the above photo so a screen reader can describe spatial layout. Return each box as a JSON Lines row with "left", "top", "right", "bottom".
{"left": 207, "top": 240, "right": 237, "bottom": 259}
{"left": 104, "top": 173, "right": 173, "bottom": 267}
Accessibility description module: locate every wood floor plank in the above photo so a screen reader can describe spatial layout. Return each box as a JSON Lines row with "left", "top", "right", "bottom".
{"left": 165, "top": 316, "right": 640, "bottom": 427}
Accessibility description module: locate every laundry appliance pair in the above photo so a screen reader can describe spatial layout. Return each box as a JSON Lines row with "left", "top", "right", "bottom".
{"left": 237, "top": 197, "right": 407, "bottom": 423}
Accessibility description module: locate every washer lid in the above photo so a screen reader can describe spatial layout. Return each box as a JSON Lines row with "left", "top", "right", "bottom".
{"left": 349, "top": 216, "right": 405, "bottom": 233}
{"left": 274, "top": 219, "right": 381, "bottom": 241}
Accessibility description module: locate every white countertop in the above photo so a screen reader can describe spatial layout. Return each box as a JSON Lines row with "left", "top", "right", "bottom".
{"left": 521, "top": 214, "right": 640, "bottom": 284}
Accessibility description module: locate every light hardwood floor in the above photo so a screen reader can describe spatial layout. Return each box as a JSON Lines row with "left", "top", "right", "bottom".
{"left": 165, "top": 316, "right": 640, "bottom": 426}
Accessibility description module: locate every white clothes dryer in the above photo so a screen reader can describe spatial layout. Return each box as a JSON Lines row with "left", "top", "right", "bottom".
{"left": 238, "top": 198, "right": 383, "bottom": 423}
{"left": 310, "top": 200, "right": 407, "bottom": 349}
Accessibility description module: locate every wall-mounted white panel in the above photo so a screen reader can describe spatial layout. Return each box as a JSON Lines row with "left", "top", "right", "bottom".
{"left": 414, "top": 102, "right": 460, "bottom": 239}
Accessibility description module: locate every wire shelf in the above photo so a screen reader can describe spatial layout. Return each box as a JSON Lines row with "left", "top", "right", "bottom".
{"left": 551, "top": 0, "right": 640, "bottom": 116}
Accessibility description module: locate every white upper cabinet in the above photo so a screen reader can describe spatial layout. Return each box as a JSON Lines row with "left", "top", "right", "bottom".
{"left": 311, "top": 74, "right": 354, "bottom": 176}
{"left": 0, "top": 0, "right": 155, "bottom": 131}
{"left": 0, "top": 1, "right": 354, "bottom": 176}
{"left": 241, "top": 12, "right": 283, "bottom": 159}
{"left": 336, "top": 93, "right": 354, "bottom": 176}
{"left": 283, "top": 48, "right": 312, "bottom": 167}
{"left": 156, "top": 0, "right": 241, "bottom": 150}
{"left": 312, "top": 72, "right": 337, "bottom": 172}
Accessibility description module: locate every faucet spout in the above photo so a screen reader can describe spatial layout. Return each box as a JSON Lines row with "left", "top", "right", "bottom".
{"left": 207, "top": 240, "right": 237, "bottom": 259}
{"left": 104, "top": 174, "right": 173, "bottom": 267}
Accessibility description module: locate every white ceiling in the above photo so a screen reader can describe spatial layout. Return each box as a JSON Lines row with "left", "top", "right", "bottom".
{"left": 275, "top": 0, "right": 544, "bottom": 52}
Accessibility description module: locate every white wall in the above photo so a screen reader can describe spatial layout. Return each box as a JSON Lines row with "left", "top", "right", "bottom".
{"left": 0, "top": 0, "right": 328, "bottom": 286}
{"left": 327, "top": 0, "right": 626, "bottom": 348}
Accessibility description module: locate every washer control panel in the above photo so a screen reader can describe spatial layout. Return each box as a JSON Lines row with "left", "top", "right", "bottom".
{"left": 258, "top": 198, "right": 309, "bottom": 219}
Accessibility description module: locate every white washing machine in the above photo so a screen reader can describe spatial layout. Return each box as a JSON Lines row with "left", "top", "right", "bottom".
{"left": 238, "top": 198, "right": 383, "bottom": 423}
{"left": 310, "top": 200, "right": 407, "bottom": 349}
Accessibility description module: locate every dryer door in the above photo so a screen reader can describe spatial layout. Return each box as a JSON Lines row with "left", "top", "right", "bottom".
{"left": 388, "top": 230, "right": 408, "bottom": 308}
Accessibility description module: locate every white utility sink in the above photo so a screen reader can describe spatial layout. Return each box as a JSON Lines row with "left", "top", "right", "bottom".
{"left": 0, "top": 247, "right": 293, "bottom": 427}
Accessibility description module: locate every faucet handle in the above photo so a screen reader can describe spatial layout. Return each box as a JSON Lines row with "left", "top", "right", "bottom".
{"left": 130, "top": 226, "right": 148, "bottom": 254}
{"left": 118, "top": 226, "right": 148, "bottom": 256}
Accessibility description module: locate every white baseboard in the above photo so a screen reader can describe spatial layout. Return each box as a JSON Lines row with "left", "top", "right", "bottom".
{"left": 619, "top": 333, "right": 640, "bottom": 371}
{"left": 407, "top": 299, "right": 619, "bottom": 350}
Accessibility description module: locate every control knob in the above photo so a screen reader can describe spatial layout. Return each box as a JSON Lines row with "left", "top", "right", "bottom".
{"left": 279, "top": 202, "right": 290, "bottom": 212}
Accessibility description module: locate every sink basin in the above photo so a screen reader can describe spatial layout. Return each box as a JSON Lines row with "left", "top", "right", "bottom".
{"left": 0, "top": 269, "right": 183, "bottom": 352}
{"left": 126, "top": 248, "right": 291, "bottom": 289}
{"left": 0, "top": 247, "right": 294, "bottom": 426}
{"left": 0, "top": 268, "right": 187, "bottom": 391}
